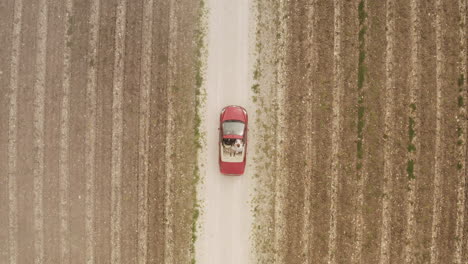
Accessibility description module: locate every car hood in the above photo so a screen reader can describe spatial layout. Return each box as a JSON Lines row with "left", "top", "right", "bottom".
{"left": 222, "top": 106, "right": 246, "bottom": 122}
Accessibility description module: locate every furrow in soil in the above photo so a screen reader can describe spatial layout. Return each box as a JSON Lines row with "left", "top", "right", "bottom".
{"left": 379, "top": 0, "right": 396, "bottom": 262}
{"left": 58, "top": 0, "right": 72, "bottom": 262}
{"left": 137, "top": 0, "right": 154, "bottom": 263}
{"left": 403, "top": 0, "right": 421, "bottom": 262}
{"left": 414, "top": 0, "right": 437, "bottom": 262}
{"left": 327, "top": 0, "right": 344, "bottom": 262}
{"left": 6, "top": 0, "right": 22, "bottom": 262}
{"left": 163, "top": 0, "right": 177, "bottom": 262}
{"left": 110, "top": 0, "right": 127, "bottom": 262}
{"left": 32, "top": 0, "right": 48, "bottom": 262}
{"left": 84, "top": 0, "right": 99, "bottom": 263}
{"left": 434, "top": 0, "right": 463, "bottom": 262}
{"left": 0, "top": 0, "right": 14, "bottom": 261}
{"left": 389, "top": 0, "right": 411, "bottom": 262}
{"left": 335, "top": 0, "right": 359, "bottom": 263}
{"left": 361, "top": 1, "right": 386, "bottom": 262}
{"left": 15, "top": 1, "right": 39, "bottom": 263}
{"left": 430, "top": 0, "right": 445, "bottom": 262}
{"left": 120, "top": 0, "right": 143, "bottom": 263}
{"left": 454, "top": 0, "right": 467, "bottom": 262}
{"left": 147, "top": 0, "right": 170, "bottom": 262}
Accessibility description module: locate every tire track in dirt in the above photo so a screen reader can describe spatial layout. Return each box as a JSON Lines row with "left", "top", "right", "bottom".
{"left": 7, "top": 0, "right": 23, "bottom": 262}
{"left": 84, "top": 0, "right": 99, "bottom": 263}
{"left": 59, "top": 1, "right": 72, "bottom": 262}
{"left": 404, "top": 0, "right": 421, "bottom": 262}
{"left": 0, "top": 0, "right": 14, "bottom": 262}
{"left": 430, "top": 0, "right": 445, "bottom": 262}
{"left": 138, "top": 0, "right": 154, "bottom": 263}
{"left": 32, "top": 0, "right": 48, "bottom": 262}
{"left": 327, "top": 0, "right": 343, "bottom": 262}
{"left": 454, "top": 0, "right": 467, "bottom": 262}
{"left": 379, "top": 0, "right": 396, "bottom": 262}
{"left": 164, "top": 0, "right": 176, "bottom": 263}
{"left": 111, "top": 0, "right": 127, "bottom": 262}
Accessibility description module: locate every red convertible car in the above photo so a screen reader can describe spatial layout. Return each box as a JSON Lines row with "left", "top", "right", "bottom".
{"left": 219, "top": 105, "right": 248, "bottom": 175}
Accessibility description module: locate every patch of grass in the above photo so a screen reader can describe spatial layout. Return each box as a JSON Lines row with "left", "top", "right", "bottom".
{"left": 276, "top": 32, "right": 281, "bottom": 40}
{"left": 357, "top": 140, "right": 363, "bottom": 159}
{"left": 458, "top": 95, "right": 464, "bottom": 107}
{"left": 191, "top": 205, "right": 200, "bottom": 244}
{"left": 410, "top": 103, "right": 416, "bottom": 111}
{"left": 194, "top": 115, "right": 202, "bottom": 149}
{"left": 358, "top": 105, "right": 365, "bottom": 120}
{"left": 408, "top": 117, "right": 415, "bottom": 141}
{"left": 67, "top": 23, "right": 73, "bottom": 36}
{"left": 358, "top": 1, "right": 367, "bottom": 23}
{"left": 356, "top": 161, "right": 362, "bottom": 170}
{"left": 190, "top": 1, "right": 207, "bottom": 263}
{"left": 457, "top": 162, "right": 463, "bottom": 170}
{"left": 251, "top": 83, "right": 260, "bottom": 94}
{"left": 256, "top": 42, "right": 262, "bottom": 53}
{"left": 407, "top": 159, "right": 415, "bottom": 179}
{"left": 458, "top": 74, "right": 465, "bottom": 87}
{"left": 254, "top": 65, "right": 261, "bottom": 80}
{"left": 195, "top": 70, "right": 203, "bottom": 89}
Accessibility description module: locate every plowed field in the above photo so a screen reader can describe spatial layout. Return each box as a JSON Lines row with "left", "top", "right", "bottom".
{"left": 0, "top": 0, "right": 202, "bottom": 263}
{"left": 251, "top": 0, "right": 467, "bottom": 263}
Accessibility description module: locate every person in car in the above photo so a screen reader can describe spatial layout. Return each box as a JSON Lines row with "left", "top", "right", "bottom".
{"left": 231, "top": 139, "right": 244, "bottom": 156}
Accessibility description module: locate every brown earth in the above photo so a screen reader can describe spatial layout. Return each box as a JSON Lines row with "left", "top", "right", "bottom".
{"left": 0, "top": 0, "right": 203, "bottom": 263}
{"left": 252, "top": 0, "right": 467, "bottom": 263}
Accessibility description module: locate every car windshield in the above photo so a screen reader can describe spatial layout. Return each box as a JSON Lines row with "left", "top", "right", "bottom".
{"left": 222, "top": 120, "right": 245, "bottom": 136}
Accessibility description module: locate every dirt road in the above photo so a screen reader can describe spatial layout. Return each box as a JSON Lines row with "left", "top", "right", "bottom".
{"left": 195, "top": 0, "right": 254, "bottom": 263}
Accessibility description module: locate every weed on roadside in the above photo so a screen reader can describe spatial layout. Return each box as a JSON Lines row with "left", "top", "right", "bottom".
{"left": 190, "top": 1, "right": 207, "bottom": 263}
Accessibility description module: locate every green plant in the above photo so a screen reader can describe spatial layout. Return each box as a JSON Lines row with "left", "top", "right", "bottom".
{"left": 190, "top": 1, "right": 207, "bottom": 263}
{"left": 407, "top": 159, "right": 415, "bottom": 179}
{"left": 251, "top": 83, "right": 260, "bottom": 94}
